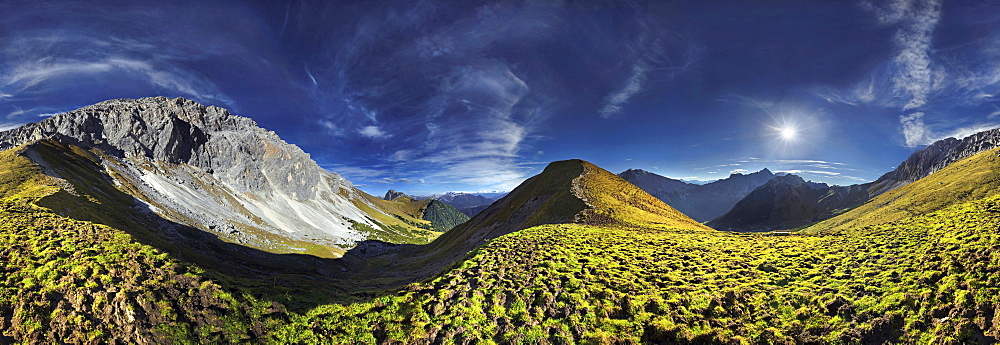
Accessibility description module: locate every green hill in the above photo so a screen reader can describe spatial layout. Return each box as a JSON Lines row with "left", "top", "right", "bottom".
{"left": 3, "top": 149, "right": 999, "bottom": 343}
{"left": 421, "top": 199, "right": 470, "bottom": 232}
{"left": 347, "top": 159, "right": 710, "bottom": 286}
{"left": 807, "top": 147, "right": 1000, "bottom": 234}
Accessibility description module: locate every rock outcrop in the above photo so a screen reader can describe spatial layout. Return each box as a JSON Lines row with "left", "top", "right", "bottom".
{"left": 0, "top": 97, "right": 339, "bottom": 199}
{"left": 0, "top": 97, "right": 433, "bottom": 256}
{"left": 383, "top": 189, "right": 407, "bottom": 201}
{"left": 869, "top": 128, "right": 1000, "bottom": 195}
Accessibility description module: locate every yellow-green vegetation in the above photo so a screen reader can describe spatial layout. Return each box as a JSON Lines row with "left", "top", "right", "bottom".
{"left": 2, "top": 144, "right": 999, "bottom": 344}
{"left": 421, "top": 200, "right": 471, "bottom": 232}
{"left": 0, "top": 203, "right": 278, "bottom": 343}
{"left": 0, "top": 143, "right": 277, "bottom": 343}
{"left": 351, "top": 193, "right": 443, "bottom": 244}
{"left": 809, "top": 147, "right": 1000, "bottom": 233}
{"left": 276, "top": 192, "right": 1000, "bottom": 343}
{"left": 574, "top": 160, "right": 712, "bottom": 231}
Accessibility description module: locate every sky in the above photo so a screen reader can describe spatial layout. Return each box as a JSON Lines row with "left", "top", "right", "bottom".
{"left": 2, "top": 0, "right": 999, "bottom": 195}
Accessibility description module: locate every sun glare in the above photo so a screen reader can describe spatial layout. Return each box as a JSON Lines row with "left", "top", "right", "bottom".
{"left": 779, "top": 126, "right": 797, "bottom": 141}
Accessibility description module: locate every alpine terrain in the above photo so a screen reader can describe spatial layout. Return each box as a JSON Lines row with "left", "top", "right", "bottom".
{"left": 712, "top": 128, "right": 1000, "bottom": 231}
{"left": 0, "top": 97, "right": 448, "bottom": 257}
{"left": 0, "top": 98, "right": 998, "bottom": 344}
{"left": 618, "top": 168, "right": 775, "bottom": 222}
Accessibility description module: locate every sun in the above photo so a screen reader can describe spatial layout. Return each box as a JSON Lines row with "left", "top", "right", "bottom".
{"left": 779, "top": 126, "right": 798, "bottom": 141}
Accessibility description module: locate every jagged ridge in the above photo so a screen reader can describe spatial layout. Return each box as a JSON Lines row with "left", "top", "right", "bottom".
{"left": 0, "top": 97, "right": 439, "bottom": 257}
{"left": 618, "top": 168, "right": 775, "bottom": 222}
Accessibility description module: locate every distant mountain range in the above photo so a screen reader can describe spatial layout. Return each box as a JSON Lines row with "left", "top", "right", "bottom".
{"left": 618, "top": 167, "right": 775, "bottom": 222}
{"left": 709, "top": 127, "right": 1000, "bottom": 231}
{"left": 409, "top": 191, "right": 506, "bottom": 217}
{"left": 707, "top": 174, "right": 869, "bottom": 231}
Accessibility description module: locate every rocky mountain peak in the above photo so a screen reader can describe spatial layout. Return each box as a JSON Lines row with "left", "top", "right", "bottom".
{"left": 770, "top": 174, "right": 806, "bottom": 185}
{"left": 0, "top": 97, "right": 348, "bottom": 199}
{"left": 870, "top": 127, "right": 1000, "bottom": 195}
{"left": 384, "top": 189, "right": 407, "bottom": 201}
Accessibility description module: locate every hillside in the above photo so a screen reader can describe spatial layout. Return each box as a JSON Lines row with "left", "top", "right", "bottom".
{"left": 0, "top": 140, "right": 357, "bottom": 343}
{"left": 420, "top": 200, "right": 470, "bottom": 232}
{"left": 619, "top": 168, "right": 775, "bottom": 222}
{"left": 715, "top": 127, "right": 1000, "bottom": 232}
{"left": 0, "top": 97, "right": 444, "bottom": 257}
{"left": 349, "top": 159, "right": 710, "bottom": 285}
{"left": 807, "top": 147, "right": 1000, "bottom": 233}
{"left": 279, "top": 189, "right": 1000, "bottom": 343}
{"left": 708, "top": 175, "right": 871, "bottom": 231}
{"left": 377, "top": 192, "right": 470, "bottom": 232}
{"left": 3, "top": 143, "right": 1000, "bottom": 342}
{"left": 867, "top": 128, "right": 1000, "bottom": 195}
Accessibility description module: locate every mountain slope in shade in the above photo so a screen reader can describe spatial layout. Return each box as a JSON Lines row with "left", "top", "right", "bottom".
{"left": 619, "top": 168, "right": 775, "bottom": 221}
{"left": 807, "top": 147, "right": 1000, "bottom": 234}
{"left": 0, "top": 97, "right": 438, "bottom": 257}
{"left": 707, "top": 174, "right": 870, "bottom": 231}
{"left": 716, "top": 127, "right": 1000, "bottom": 232}
{"left": 457, "top": 204, "right": 490, "bottom": 217}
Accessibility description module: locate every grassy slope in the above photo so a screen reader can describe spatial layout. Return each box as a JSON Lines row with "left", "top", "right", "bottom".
{"left": 574, "top": 160, "right": 711, "bottom": 231}
{"left": 421, "top": 200, "right": 471, "bottom": 232}
{"left": 808, "top": 147, "right": 1000, "bottom": 234}
{"left": 350, "top": 193, "right": 443, "bottom": 244}
{"left": 276, "top": 193, "right": 1000, "bottom": 344}
{"left": 4, "top": 146, "right": 999, "bottom": 344}
{"left": 0, "top": 143, "right": 275, "bottom": 343}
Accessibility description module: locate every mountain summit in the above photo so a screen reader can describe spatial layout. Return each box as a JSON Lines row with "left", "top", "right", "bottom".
{"left": 357, "top": 159, "right": 710, "bottom": 281}
{"left": 0, "top": 97, "right": 440, "bottom": 256}
{"left": 619, "top": 167, "right": 774, "bottom": 221}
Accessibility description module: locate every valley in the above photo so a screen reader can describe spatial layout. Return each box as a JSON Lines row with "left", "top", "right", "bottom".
{"left": 0, "top": 98, "right": 997, "bottom": 344}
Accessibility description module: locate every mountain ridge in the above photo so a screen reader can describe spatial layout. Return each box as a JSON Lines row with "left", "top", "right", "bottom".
{"left": 714, "top": 126, "right": 1000, "bottom": 231}
{"left": 707, "top": 174, "right": 870, "bottom": 231}
{"left": 618, "top": 167, "right": 775, "bottom": 221}
{"left": 0, "top": 97, "right": 442, "bottom": 256}
{"left": 350, "top": 158, "right": 710, "bottom": 284}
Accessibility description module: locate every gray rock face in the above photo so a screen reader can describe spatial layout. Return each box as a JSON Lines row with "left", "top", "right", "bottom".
{"left": 384, "top": 189, "right": 407, "bottom": 201}
{"left": 869, "top": 128, "right": 1000, "bottom": 195}
{"left": 0, "top": 97, "right": 344, "bottom": 199}
{"left": 0, "top": 97, "right": 415, "bottom": 255}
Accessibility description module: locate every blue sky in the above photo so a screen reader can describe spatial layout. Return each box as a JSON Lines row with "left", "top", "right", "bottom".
{"left": 2, "top": 0, "right": 999, "bottom": 195}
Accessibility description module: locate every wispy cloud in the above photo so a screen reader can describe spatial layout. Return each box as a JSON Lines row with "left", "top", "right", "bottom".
{"left": 899, "top": 112, "right": 927, "bottom": 146}
{"left": 822, "top": 0, "right": 1000, "bottom": 148}
{"left": 599, "top": 61, "right": 649, "bottom": 118}
{"left": 0, "top": 122, "right": 25, "bottom": 132}
{"left": 0, "top": 33, "right": 234, "bottom": 109}
{"left": 697, "top": 157, "right": 873, "bottom": 185}
{"left": 358, "top": 125, "right": 390, "bottom": 139}
{"left": 870, "top": 0, "right": 943, "bottom": 111}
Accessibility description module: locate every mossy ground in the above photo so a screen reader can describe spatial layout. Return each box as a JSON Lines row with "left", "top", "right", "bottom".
{"left": 1, "top": 146, "right": 998, "bottom": 343}
{"left": 271, "top": 193, "right": 1000, "bottom": 343}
